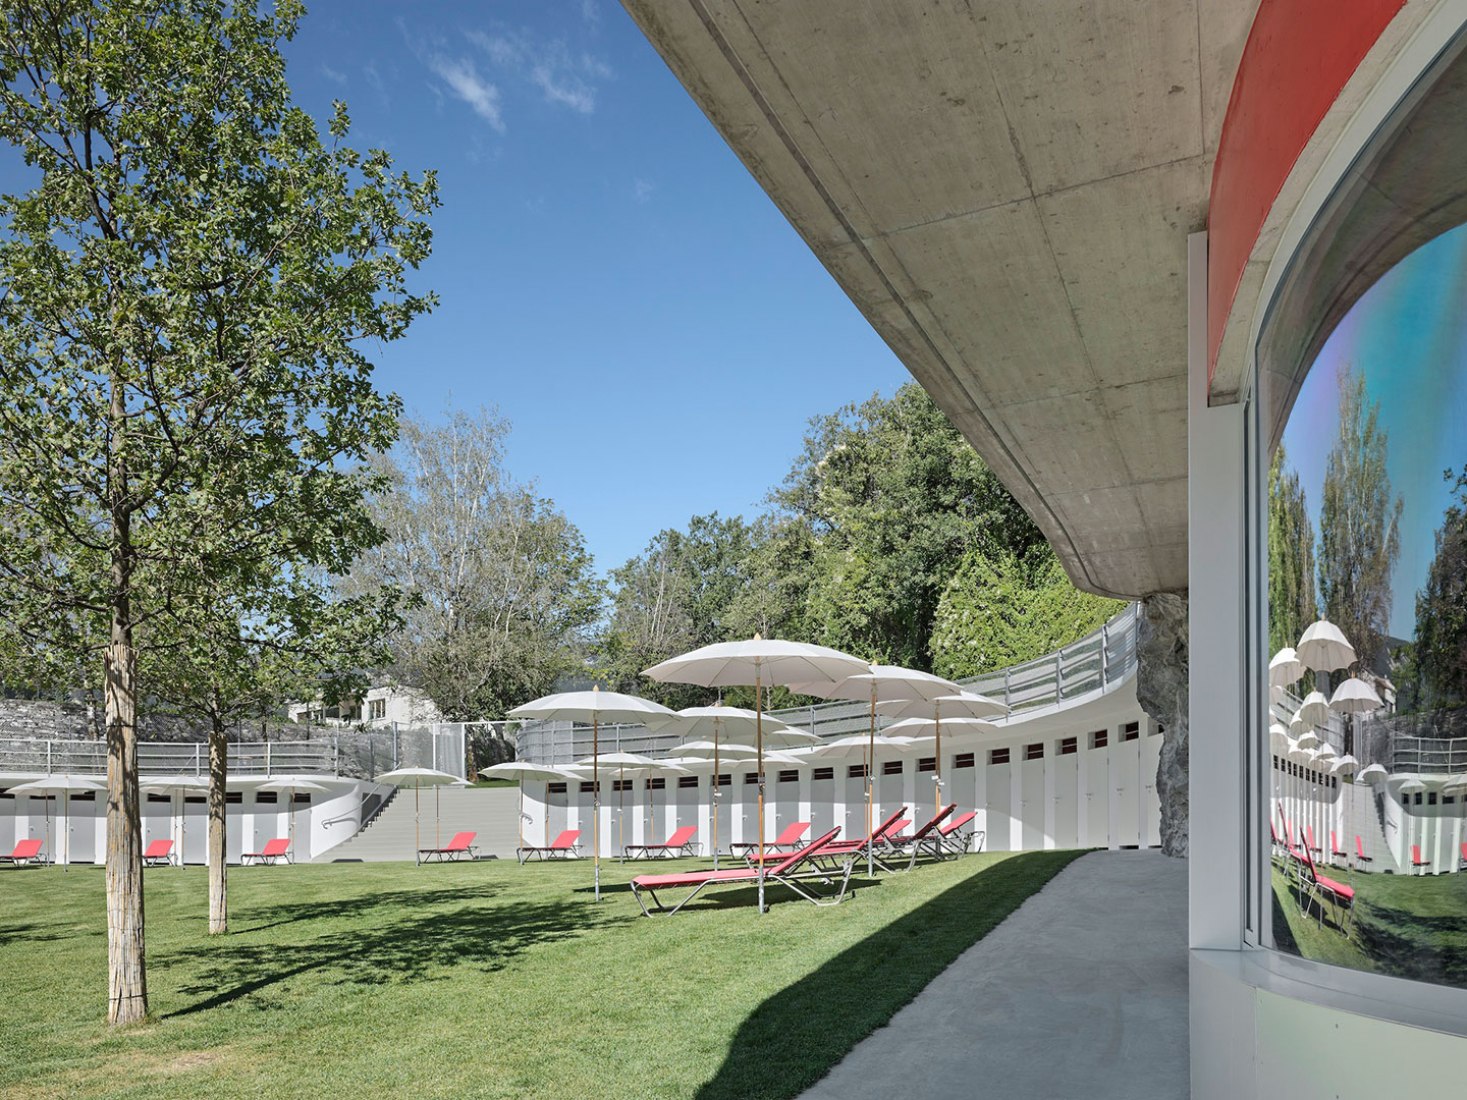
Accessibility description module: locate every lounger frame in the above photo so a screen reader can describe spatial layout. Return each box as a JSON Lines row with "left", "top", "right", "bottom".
{"left": 419, "top": 831, "right": 480, "bottom": 863}
{"left": 517, "top": 830, "right": 581, "bottom": 864}
{"left": 632, "top": 829, "right": 854, "bottom": 916}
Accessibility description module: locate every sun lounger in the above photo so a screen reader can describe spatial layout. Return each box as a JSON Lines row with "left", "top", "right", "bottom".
{"left": 812, "top": 807, "right": 909, "bottom": 873}
{"left": 880, "top": 819, "right": 914, "bottom": 846}
{"left": 517, "top": 829, "right": 581, "bottom": 864}
{"left": 732, "top": 821, "right": 810, "bottom": 860}
{"left": 418, "top": 831, "right": 479, "bottom": 863}
{"left": 0, "top": 838, "right": 45, "bottom": 867}
{"left": 1306, "top": 826, "right": 1322, "bottom": 857}
{"left": 630, "top": 827, "right": 852, "bottom": 916}
{"left": 1296, "top": 843, "right": 1355, "bottom": 937}
{"left": 624, "top": 825, "right": 699, "bottom": 859}
{"left": 1461, "top": 842, "right": 1467, "bottom": 870}
{"left": 1412, "top": 844, "right": 1431, "bottom": 874}
{"left": 143, "top": 839, "right": 175, "bottom": 867}
{"left": 1354, "top": 835, "right": 1372, "bottom": 865}
{"left": 893, "top": 804, "right": 958, "bottom": 870}
{"left": 242, "top": 838, "right": 291, "bottom": 865}
{"left": 1330, "top": 831, "right": 1348, "bottom": 865}
{"left": 938, "top": 811, "right": 981, "bottom": 855}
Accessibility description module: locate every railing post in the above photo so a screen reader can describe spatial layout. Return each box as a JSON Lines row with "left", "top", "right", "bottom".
{"left": 1004, "top": 669, "right": 1011, "bottom": 708}
{"left": 46, "top": 740, "right": 52, "bottom": 775}
{"left": 194, "top": 742, "right": 201, "bottom": 777}
{"left": 1055, "top": 653, "right": 1063, "bottom": 702}
{"left": 265, "top": 741, "right": 272, "bottom": 776}
{"left": 333, "top": 735, "right": 339, "bottom": 776}
{"left": 1101, "top": 621, "right": 1110, "bottom": 683}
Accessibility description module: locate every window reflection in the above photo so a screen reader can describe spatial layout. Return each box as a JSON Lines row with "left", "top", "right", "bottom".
{"left": 1267, "top": 226, "right": 1467, "bottom": 989}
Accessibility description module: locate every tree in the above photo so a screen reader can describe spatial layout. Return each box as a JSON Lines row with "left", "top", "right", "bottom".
{"left": 350, "top": 411, "right": 603, "bottom": 731}
{"left": 771, "top": 383, "right": 1045, "bottom": 669}
{"left": 1413, "top": 464, "right": 1467, "bottom": 706}
{"left": 1267, "top": 443, "right": 1318, "bottom": 655}
{"left": 0, "top": 0, "right": 435, "bottom": 1022}
{"left": 930, "top": 545, "right": 1123, "bottom": 679}
{"left": 598, "top": 513, "right": 754, "bottom": 707}
{"left": 1317, "top": 366, "right": 1402, "bottom": 676}
{"left": 144, "top": 577, "right": 398, "bottom": 935}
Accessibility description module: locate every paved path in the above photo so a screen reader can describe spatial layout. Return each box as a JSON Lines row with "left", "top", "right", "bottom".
{"left": 801, "top": 849, "right": 1189, "bottom": 1100}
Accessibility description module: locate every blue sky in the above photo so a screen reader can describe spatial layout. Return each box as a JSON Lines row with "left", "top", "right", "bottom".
{"left": 1284, "top": 223, "right": 1467, "bottom": 640}
{"left": 279, "top": 1, "right": 908, "bottom": 574}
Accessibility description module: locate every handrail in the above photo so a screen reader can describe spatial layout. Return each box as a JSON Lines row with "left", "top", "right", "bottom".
{"left": 515, "top": 603, "right": 1142, "bottom": 766}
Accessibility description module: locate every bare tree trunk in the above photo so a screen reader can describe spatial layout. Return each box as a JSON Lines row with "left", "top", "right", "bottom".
{"left": 207, "top": 709, "right": 228, "bottom": 935}
{"left": 104, "top": 622, "right": 147, "bottom": 1024}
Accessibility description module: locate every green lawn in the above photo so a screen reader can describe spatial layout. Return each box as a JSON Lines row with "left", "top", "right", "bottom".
{"left": 1272, "top": 865, "right": 1467, "bottom": 987}
{"left": 0, "top": 849, "right": 1085, "bottom": 1100}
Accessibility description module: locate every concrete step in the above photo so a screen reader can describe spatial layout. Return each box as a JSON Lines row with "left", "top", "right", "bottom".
{"left": 318, "top": 786, "right": 520, "bottom": 862}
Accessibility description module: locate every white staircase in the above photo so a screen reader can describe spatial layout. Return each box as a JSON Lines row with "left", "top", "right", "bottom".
{"left": 319, "top": 786, "right": 520, "bottom": 862}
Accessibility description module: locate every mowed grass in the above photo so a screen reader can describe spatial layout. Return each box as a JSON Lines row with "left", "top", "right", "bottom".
{"left": 1272, "top": 864, "right": 1467, "bottom": 987}
{"left": 0, "top": 848, "right": 1085, "bottom": 1100}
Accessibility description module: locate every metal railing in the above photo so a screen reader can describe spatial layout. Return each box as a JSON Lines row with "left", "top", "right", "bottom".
{"left": 0, "top": 737, "right": 337, "bottom": 777}
{"left": 1390, "top": 735, "right": 1467, "bottom": 775}
{"left": 516, "top": 603, "right": 1141, "bottom": 766}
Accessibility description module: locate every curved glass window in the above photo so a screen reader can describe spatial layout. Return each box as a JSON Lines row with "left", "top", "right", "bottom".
{"left": 1266, "top": 224, "right": 1467, "bottom": 988}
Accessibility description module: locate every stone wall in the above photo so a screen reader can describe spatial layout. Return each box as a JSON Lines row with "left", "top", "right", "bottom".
{"left": 1135, "top": 592, "right": 1189, "bottom": 858}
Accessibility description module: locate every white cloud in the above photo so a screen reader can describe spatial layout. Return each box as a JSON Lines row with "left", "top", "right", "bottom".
{"left": 321, "top": 64, "right": 348, "bottom": 86}
{"left": 465, "top": 28, "right": 609, "bottom": 115}
{"left": 531, "top": 64, "right": 595, "bottom": 114}
{"left": 633, "top": 178, "right": 654, "bottom": 204}
{"left": 428, "top": 56, "right": 505, "bottom": 132}
{"left": 580, "top": 0, "right": 600, "bottom": 27}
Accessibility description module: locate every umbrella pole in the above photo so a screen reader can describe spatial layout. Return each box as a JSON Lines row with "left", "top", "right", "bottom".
{"left": 756, "top": 667, "right": 766, "bottom": 915}
{"left": 518, "top": 783, "right": 525, "bottom": 852}
{"left": 619, "top": 761, "right": 625, "bottom": 864}
{"left": 593, "top": 714, "right": 601, "bottom": 902}
{"left": 62, "top": 790, "right": 68, "bottom": 872}
{"left": 935, "top": 705, "right": 943, "bottom": 820}
{"left": 712, "top": 721, "right": 720, "bottom": 870}
{"left": 414, "top": 784, "right": 420, "bottom": 865}
{"left": 436, "top": 783, "right": 441, "bottom": 850}
{"left": 868, "top": 683, "right": 876, "bottom": 879}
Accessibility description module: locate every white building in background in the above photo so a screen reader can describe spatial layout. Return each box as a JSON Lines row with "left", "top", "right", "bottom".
{"left": 287, "top": 683, "right": 440, "bottom": 729}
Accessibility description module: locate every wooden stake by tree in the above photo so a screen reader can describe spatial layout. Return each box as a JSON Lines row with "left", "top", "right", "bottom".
{"left": 0, "top": 0, "right": 436, "bottom": 1023}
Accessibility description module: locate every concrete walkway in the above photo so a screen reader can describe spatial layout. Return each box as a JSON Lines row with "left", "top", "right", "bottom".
{"left": 801, "top": 849, "right": 1189, "bottom": 1100}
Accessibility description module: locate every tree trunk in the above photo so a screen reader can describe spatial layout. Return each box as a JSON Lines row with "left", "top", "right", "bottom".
{"left": 104, "top": 624, "right": 148, "bottom": 1024}
{"left": 207, "top": 710, "right": 228, "bottom": 935}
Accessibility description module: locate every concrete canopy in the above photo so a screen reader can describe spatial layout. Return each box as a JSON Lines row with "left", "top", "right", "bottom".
{"left": 624, "top": 1, "right": 1257, "bottom": 598}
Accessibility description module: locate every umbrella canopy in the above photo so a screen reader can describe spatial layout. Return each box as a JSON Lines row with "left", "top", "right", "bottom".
{"left": 808, "top": 734, "right": 927, "bottom": 762}
{"left": 1357, "top": 763, "right": 1389, "bottom": 785}
{"left": 1268, "top": 648, "right": 1306, "bottom": 687}
{"left": 1329, "top": 677, "right": 1383, "bottom": 715}
{"left": 790, "top": 664, "right": 960, "bottom": 704}
{"left": 665, "top": 706, "right": 818, "bottom": 747}
{"left": 1331, "top": 754, "right": 1360, "bottom": 778}
{"left": 644, "top": 636, "right": 866, "bottom": 911}
{"left": 140, "top": 775, "right": 209, "bottom": 791}
{"left": 479, "top": 762, "right": 581, "bottom": 783}
{"left": 1286, "top": 745, "right": 1318, "bottom": 768}
{"left": 1441, "top": 773, "right": 1467, "bottom": 793}
{"left": 882, "top": 715, "right": 1002, "bottom": 741}
{"left": 1268, "top": 722, "right": 1290, "bottom": 753}
{"left": 1297, "top": 620, "right": 1357, "bottom": 673}
{"left": 875, "top": 690, "right": 1010, "bottom": 721}
{"left": 9, "top": 776, "right": 105, "bottom": 869}
{"left": 1395, "top": 778, "right": 1426, "bottom": 794}
{"left": 1288, "top": 712, "right": 1306, "bottom": 737}
{"left": 376, "top": 767, "right": 467, "bottom": 862}
{"left": 1270, "top": 683, "right": 1285, "bottom": 705}
{"left": 669, "top": 739, "right": 761, "bottom": 759}
{"left": 1295, "top": 692, "right": 1331, "bottom": 728}
{"left": 1314, "top": 743, "right": 1338, "bottom": 763}
{"left": 507, "top": 689, "right": 680, "bottom": 728}
{"left": 1294, "top": 729, "right": 1321, "bottom": 751}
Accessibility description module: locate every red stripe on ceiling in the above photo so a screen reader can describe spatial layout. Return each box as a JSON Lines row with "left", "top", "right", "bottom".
{"left": 1207, "top": 0, "right": 1403, "bottom": 385}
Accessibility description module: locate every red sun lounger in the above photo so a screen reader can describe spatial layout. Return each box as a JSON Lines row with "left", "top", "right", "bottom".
{"left": 0, "top": 838, "right": 45, "bottom": 867}
{"left": 894, "top": 805, "right": 958, "bottom": 870}
{"left": 1461, "top": 842, "right": 1467, "bottom": 870}
{"left": 811, "top": 806, "right": 910, "bottom": 874}
{"left": 938, "top": 811, "right": 982, "bottom": 856}
{"left": 881, "top": 819, "right": 914, "bottom": 845}
{"left": 624, "top": 825, "right": 699, "bottom": 860}
{"left": 1297, "top": 843, "right": 1355, "bottom": 937}
{"left": 1306, "top": 826, "right": 1322, "bottom": 857}
{"left": 419, "top": 831, "right": 479, "bottom": 863}
{"left": 1412, "top": 844, "right": 1431, "bottom": 874}
{"left": 517, "top": 829, "right": 581, "bottom": 864}
{"left": 1330, "top": 831, "right": 1348, "bottom": 865}
{"left": 242, "top": 838, "right": 291, "bottom": 865}
{"left": 630, "top": 827, "right": 852, "bottom": 916}
{"left": 1354, "top": 835, "right": 1372, "bottom": 865}
{"left": 143, "top": 839, "right": 175, "bottom": 867}
{"left": 731, "top": 821, "right": 810, "bottom": 858}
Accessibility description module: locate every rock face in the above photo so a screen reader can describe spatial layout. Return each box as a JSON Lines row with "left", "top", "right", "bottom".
{"left": 1136, "top": 593, "right": 1189, "bottom": 857}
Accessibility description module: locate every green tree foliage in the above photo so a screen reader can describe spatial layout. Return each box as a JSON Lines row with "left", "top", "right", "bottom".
{"left": 1318, "top": 366, "right": 1402, "bottom": 675}
{"left": 768, "top": 383, "right": 1045, "bottom": 669}
{"left": 1267, "top": 443, "right": 1319, "bottom": 655}
{"left": 1413, "top": 464, "right": 1467, "bottom": 706}
{"left": 349, "top": 411, "right": 603, "bottom": 726}
{"left": 930, "top": 545, "right": 1123, "bottom": 679}
{"left": 0, "top": 0, "right": 435, "bottom": 1022}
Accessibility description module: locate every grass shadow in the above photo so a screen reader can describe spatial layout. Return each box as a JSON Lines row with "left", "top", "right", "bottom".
{"left": 229, "top": 883, "right": 507, "bottom": 934}
{"left": 163, "top": 887, "right": 630, "bottom": 1018}
{"left": 694, "top": 849, "right": 1086, "bottom": 1100}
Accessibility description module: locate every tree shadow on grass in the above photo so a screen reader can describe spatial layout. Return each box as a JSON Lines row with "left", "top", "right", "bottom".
{"left": 229, "top": 883, "right": 509, "bottom": 934}
{"left": 694, "top": 850, "right": 1088, "bottom": 1100}
{"left": 163, "top": 888, "right": 630, "bottom": 1018}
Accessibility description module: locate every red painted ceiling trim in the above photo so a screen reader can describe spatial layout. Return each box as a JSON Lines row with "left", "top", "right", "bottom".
{"left": 1207, "top": 0, "right": 1404, "bottom": 385}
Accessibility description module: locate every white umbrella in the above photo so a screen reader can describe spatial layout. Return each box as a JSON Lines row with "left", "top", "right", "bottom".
{"left": 791, "top": 664, "right": 963, "bottom": 868}
{"left": 1269, "top": 648, "right": 1306, "bottom": 687}
{"left": 1296, "top": 692, "right": 1332, "bottom": 729}
{"left": 1294, "top": 729, "right": 1321, "bottom": 751}
{"left": 1270, "top": 683, "right": 1285, "bottom": 705}
{"left": 480, "top": 762, "right": 582, "bottom": 850}
{"left": 376, "top": 766, "right": 468, "bottom": 865}
{"left": 1314, "top": 743, "right": 1338, "bottom": 764}
{"left": 1297, "top": 620, "right": 1357, "bottom": 674}
{"left": 141, "top": 775, "right": 209, "bottom": 868}
{"left": 1331, "top": 754, "right": 1359, "bottom": 777}
{"left": 1441, "top": 774, "right": 1467, "bottom": 792}
{"left": 1357, "top": 763, "right": 1388, "bottom": 786}
{"left": 644, "top": 636, "right": 867, "bottom": 912}
{"left": 260, "top": 778, "right": 332, "bottom": 860}
{"left": 1395, "top": 778, "right": 1426, "bottom": 794}
{"left": 1289, "top": 712, "right": 1306, "bottom": 737}
{"left": 663, "top": 705, "right": 814, "bottom": 868}
{"left": 574, "top": 751, "right": 691, "bottom": 861}
{"left": 1330, "top": 677, "right": 1382, "bottom": 715}
{"left": 1268, "top": 722, "right": 1290, "bottom": 755}
{"left": 8, "top": 775, "right": 104, "bottom": 870}
{"left": 873, "top": 690, "right": 1008, "bottom": 825}
{"left": 509, "top": 688, "right": 679, "bottom": 900}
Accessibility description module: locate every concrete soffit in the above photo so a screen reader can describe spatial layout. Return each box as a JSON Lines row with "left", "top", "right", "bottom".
{"left": 623, "top": 1, "right": 1260, "bottom": 600}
